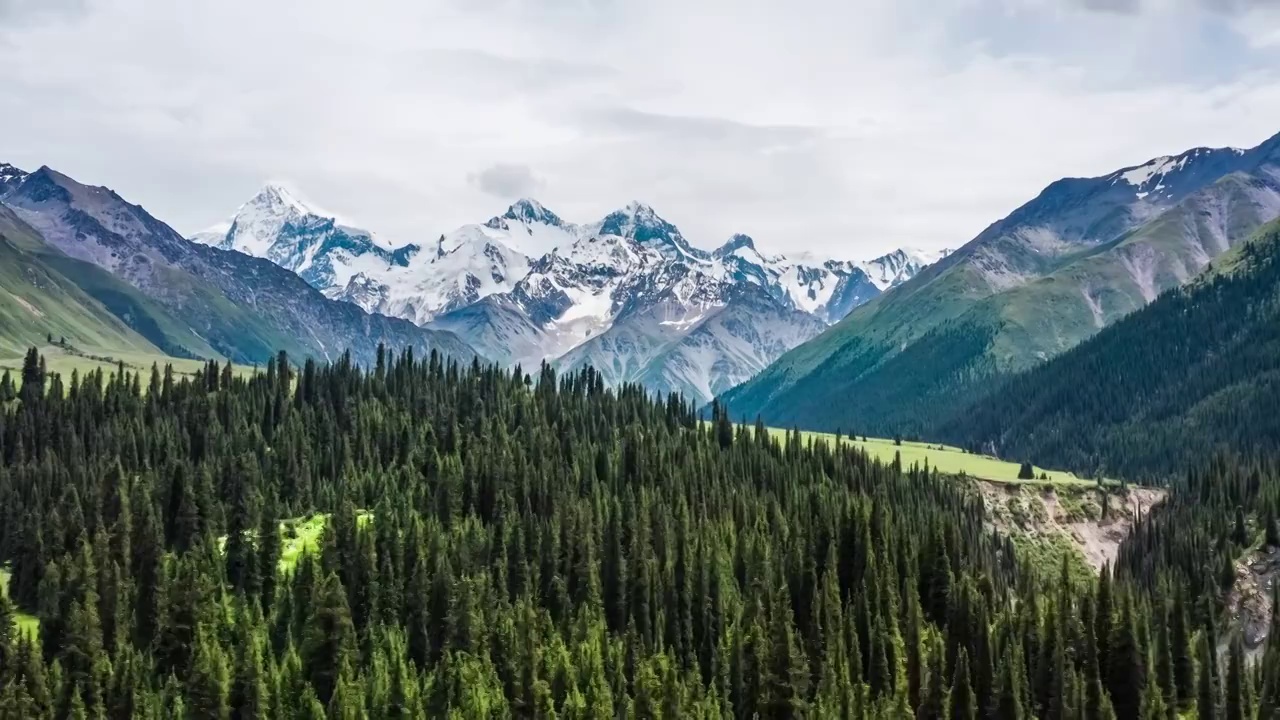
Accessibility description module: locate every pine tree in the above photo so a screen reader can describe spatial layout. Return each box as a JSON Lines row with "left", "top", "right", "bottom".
{"left": 1105, "top": 597, "right": 1146, "bottom": 719}
{"left": 993, "top": 646, "right": 1025, "bottom": 720}
{"left": 302, "top": 571, "right": 357, "bottom": 705}
{"left": 1232, "top": 507, "right": 1249, "bottom": 547}
{"left": 1223, "top": 635, "right": 1245, "bottom": 720}
{"left": 949, "top": 648, "right": 977, "bottom": 720}
{"left": 229, "top": 618, "right": 271, "bottom": 719}
{"left": 1171, "top": 588, "right": 1195, "bottom": 710}
{"left": 1197, "top": 635, "right": 1218, "bottom": 720}
{"left": 1155, "top": 607, "right": 1177, "bottom": 713}
{"left": 186, "top": 627, "right": 231, "bottom": 720}
{"left": 257, "top": 513, "right": 282, "bottom": 613}
{"left": 0, "top": 588, "right": 13, "bottom": 671}
{"left": 917, "top": 647, "right": 947, "bottom": 720}
{"left": 762, "top": 582, "right": 810, "bottom": 718}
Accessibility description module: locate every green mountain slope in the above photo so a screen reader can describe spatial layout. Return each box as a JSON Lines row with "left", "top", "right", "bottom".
{"left": 1, "top": 165, "right": 476, "bottom": 367}
{"left": 0, "top": 206, "right": 164, "bottom": 356}
{"left": 720, "top": 134, "right": 1280, "bottom": 435}
{"left": 939, "top": 218, "right": 1280, "bottom": 481}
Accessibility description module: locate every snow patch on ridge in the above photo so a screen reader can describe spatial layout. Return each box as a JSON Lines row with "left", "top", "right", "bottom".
{"left": 192, "top": 185, "right": 951, "bottom": 400}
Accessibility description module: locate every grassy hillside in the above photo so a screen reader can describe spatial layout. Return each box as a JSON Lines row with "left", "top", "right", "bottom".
{"left": 720, "top": 167, "right": 1280, "bottom": 440}
{"left": 38, "top": 253, "right": 225, "bottom": 360}
{"left": 764, "top": 426, "right": 1104, "bottom": 485}
{"left": 0, "top": 344, "right": 256, "bottom": 388}
{"left": 0, "top": 203, "right": 234, "bottom": 366}
{"left": 2, "top": 167, "right": 477, "bottom": 368}
{"left": 939, "top": 217, "right": 1280, "bottom": 481}
{"left": 0, "top": 208, "right": 163, "bottom": 357}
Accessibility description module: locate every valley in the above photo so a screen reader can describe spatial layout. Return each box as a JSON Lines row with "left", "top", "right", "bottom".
{"left": 2, "top": 95, "right": 1280, "bottom": 720}
{"left": 8, "top": 3, "right": 1280, "bottom": 716}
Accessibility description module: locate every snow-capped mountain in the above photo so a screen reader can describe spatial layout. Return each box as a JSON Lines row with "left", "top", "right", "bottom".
{"left": 193, "top": 190, "right": 948, "bottom": 403}
{"left": 0, "top": 163, "right": 29, "bottom": 195}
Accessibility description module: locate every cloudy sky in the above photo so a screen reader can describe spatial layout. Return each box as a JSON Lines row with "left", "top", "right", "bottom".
{"left": 3, "top": 0, "right": 1280, "bottom": 257}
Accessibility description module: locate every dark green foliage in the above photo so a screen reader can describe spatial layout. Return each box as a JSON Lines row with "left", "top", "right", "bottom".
{"left": 942, "top": 220, "right": 1280, "bottom": 482}
{"left": 950, "top": 648, "right": 977, "bottom": 720}
{"left": 1198, "top": 634, "right": 1219, "bottom": 720}
{"left": 0, "top": 347, "right": 1278, "bottom": 717}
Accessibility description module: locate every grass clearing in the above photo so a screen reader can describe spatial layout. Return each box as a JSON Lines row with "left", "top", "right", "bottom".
{"left": 279, "top": 514, "right": 330, "bottom": 572}
{"left": 762, "top": 426, "right": 1107, "bottom": 486}
{"left": 0, "top": 344, "right": 259, "bottom": 389}
{"left": 219, "top": 511, "right": 374, "bottom": 575}
{"left": 0, "top": 567, "right": 40, "bottom": 640}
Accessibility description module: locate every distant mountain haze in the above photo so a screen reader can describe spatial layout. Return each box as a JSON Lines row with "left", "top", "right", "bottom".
{"left": 192, "top": 188, "right": 947, "bottom": 403}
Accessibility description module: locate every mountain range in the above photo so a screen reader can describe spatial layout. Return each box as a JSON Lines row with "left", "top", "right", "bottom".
{"left": 938, "top": 215, "right": 1280, "bottom": 480}
{"left": 719, "top": 130, "right": 1280, "bottom": 435}
{"left": 192, "top": 188, "right": 946, "bottom": 403}
{"left": 9, "top": 127, "right": 1277, "bottom": 447}
{"left": 0, "top": 163, "right": 474, "bottom": 367}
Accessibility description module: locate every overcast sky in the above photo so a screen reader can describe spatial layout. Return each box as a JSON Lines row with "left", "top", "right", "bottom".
{"left": 3, "top": 0, "right": 1280, "bottom": 257}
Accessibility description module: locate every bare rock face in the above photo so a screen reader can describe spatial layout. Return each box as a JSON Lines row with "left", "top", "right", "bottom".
{"left": 977, "top": 482, "right": 1167, "bottom": 572}
{"left": 1225, "top": 547, "right": 1280, "bottom": 654}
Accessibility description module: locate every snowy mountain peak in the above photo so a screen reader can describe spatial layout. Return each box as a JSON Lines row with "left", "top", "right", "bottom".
{"left": 625, "top": 200, "right": 657, "bottom": 216}
{"left": 598, "top": 202, "right": 661, "bottom": 234}
{"left": 500, "top": 198, "right": 563, "bottom": 228}
{"left": 0, "top": 162, "right": 29, "bottom": 194}
{"left": 1100, "top": 141, "right": 1278, "bottom": 204}
{"left": 191, "top": 184, "right": 952, "bottom": 402}
{"left": 890, "top": 247, "right": 952, "bottom": 267}
{"left": 594, "top": 202, "right": 708, "bottom": 262}
{"left": 251, "top": 182, "right": 313, "bottom": 216}
{"left": 189, "top": 182, "right": 317, "bottom": 256}
{"left": 860, "top": 247, "right": 951, "bottom": 290}
{"left": 714, "top": 234, "right": 756, "bottom": 257}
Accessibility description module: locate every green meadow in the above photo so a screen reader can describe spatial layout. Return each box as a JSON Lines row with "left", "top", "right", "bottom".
{"left": 763, "top": 426, "right": 1105, "bottom": 486}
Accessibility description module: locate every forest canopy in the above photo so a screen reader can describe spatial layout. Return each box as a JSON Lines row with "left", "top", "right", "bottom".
{"left": 0, "top": 346, "right": 1276, "bottom": 718}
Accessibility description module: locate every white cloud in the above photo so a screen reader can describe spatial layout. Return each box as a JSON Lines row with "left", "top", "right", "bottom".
{"left": 1, "top": 0, "right": 1279, "bottom": 258}
{"left": 470, "top": 163, "right": 546, "bottom": 199}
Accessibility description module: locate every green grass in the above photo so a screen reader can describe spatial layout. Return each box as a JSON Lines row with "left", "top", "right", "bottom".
{"left": 219, "top": 511, "right": 374, "bottom": 575}
{"left": 279, "top": 514, "right": 330, "bottom": 572}
{"left": 278, "top": 512, "right": 374, "bottom": 572}
{"left": 37, "top": 251, "right": 224, "bottom": 360}
{"left": 0, "top": 567, "right": 40, "bottom": 640}
{"left": 0, "top": 344, "right": 258, "bottom": 389}
{"left": 764, "top": 426, "right": 1105, "bottom": 486}
{"left": 0, "top": 225, "right": 162, "bottom": 357}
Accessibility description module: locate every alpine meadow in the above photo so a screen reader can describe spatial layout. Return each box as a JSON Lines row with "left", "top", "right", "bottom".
{"left": 5, "top": 2, "right": 1280, "bottom": 719}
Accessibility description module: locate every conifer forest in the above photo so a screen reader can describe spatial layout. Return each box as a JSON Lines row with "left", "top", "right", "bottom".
{"left": 0, "top": 346, "right": 1278, "bottom": 719}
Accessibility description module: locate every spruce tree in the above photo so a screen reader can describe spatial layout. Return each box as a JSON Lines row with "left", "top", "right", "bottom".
{"left": 186, "top": 627, "right": 231, "bottom": 720}
{"left": 1105, "top": 597, "right": 1146, "bottom": 719}
{"left": 949, "top": 648, "right": 977, "bottom": 720}
{"left": 1197, "top": 635, "right": 1219, "bottom": 720}
{"left": 301, "top": 571, "right": 357, "bottom": 705}
{"left": 1223, "top": 635, "right": 1245, "bottom": 720}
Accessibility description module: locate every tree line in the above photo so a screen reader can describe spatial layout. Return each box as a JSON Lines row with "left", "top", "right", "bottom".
{"left": 0, "top": 346, "right": 1277, "bottom": 717}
